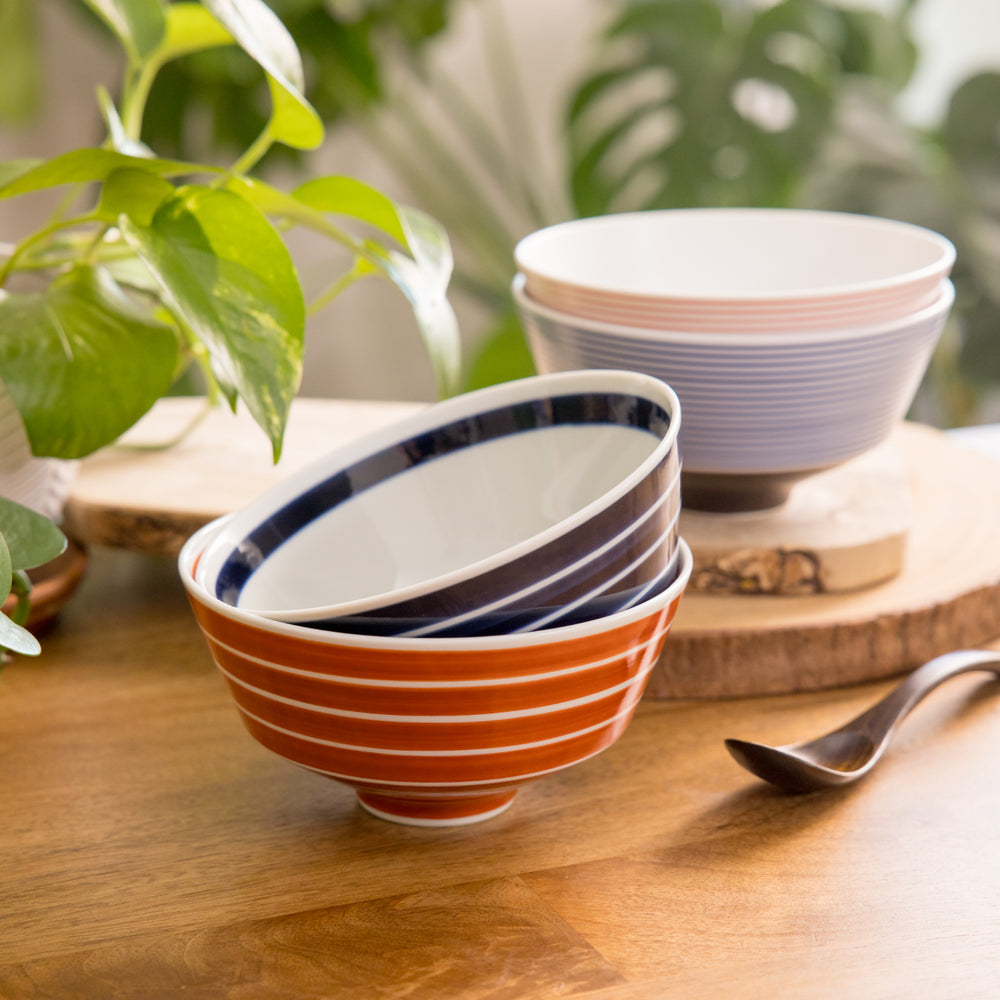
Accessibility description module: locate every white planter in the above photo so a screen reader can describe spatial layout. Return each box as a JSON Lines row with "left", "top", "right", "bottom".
{"left": 0, "top": 378, "right": 78, "bottom": 521}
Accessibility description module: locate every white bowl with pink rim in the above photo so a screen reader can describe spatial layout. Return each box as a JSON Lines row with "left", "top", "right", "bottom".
{"left": 514, "top": 274, "right": 955, "bottom": 512}
{"left": 180, "top": 518, "right": 693, "bottom": 827}
{"left": 514, "top": 208, "right": 955, "bottom": 333}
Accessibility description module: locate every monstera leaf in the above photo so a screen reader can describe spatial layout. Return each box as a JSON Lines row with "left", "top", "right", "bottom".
{"left": 566, "top": 0, "right": 918, "bottom": 216}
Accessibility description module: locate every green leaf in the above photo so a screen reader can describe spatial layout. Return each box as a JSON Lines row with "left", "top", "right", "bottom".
{"left": 0, "top": 159, "right": 42, "bottom": 188}
{"left": 941, "top": 72, "right": 1000, "bottom": 177}
{"left": 381, "top": 209, "right": 462, "bottom": 397}
{"left": 0, "top": 496, "right": 66, "bottom": 571}
{"left": 0, "top": 265, "right": 180, "bottom": 458}
{"left": 158, "top": 2, "right": 234, "bottom": 61}
{"left": 203, "top": 0, "right": 306, "bottom": 90}
{"left": 118, "top": 186, "right": 305, "bottom": 461}
{"left": 265, "top": 75, "right": 325, "bottom": 151}
{"left": 229, "top": 175, "right": 461, "bottom": 397}
{"left": 395, "top": 205, "right": 455, "bottom": 298}
{"left": 78, "top": 0, "right": 166, "bottom": 63}
{"left": 0, "top": 610, "right": 41, "bottom": 657}
{"left": 0, "top": 149, "right": 203, "bottom": 201}
{"left": 292, "top": 176, "right": 410, "bottom": 249}
{"left": 462, "top": 308, "right": 535, "bottom": 392}
{"left": 202, "top": 0, "right": 324, "bottom": 151}
{"left": 0, "top": 524, "right": 40, "bottom": 653}
{"left": 835, "top": 6, "right": 918, "bottom": 90}
{"left": 566, "top": 0, "right": 843, "bottom": 213}
{"left": 96, "top": 167, "right": 176, "bottom": 226}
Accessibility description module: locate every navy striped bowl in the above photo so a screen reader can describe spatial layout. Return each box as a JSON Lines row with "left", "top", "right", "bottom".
{"left": 515, "top": 275, "right": 954, "bottom": 511}
{"left": 195, "top": 370, "right": 682, "bottom": 635}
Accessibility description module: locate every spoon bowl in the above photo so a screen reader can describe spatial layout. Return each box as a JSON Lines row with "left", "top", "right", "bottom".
{"left": 725, "top": 649, "right": 1000, "bottom": 792}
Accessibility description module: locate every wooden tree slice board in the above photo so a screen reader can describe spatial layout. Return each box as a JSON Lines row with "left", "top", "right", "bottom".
{"left": 653, "top": 422, "right": 1000, "bottom": 698}
{"left": 681, "top": 435, "right": 912, "bottom": 596}
{"left": 64, "top": 398, "right": 1000, "bottom": 699}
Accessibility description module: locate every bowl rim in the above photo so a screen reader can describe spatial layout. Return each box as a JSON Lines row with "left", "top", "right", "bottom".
{"left": 195, "top": 369, "right": 682, "bottom": 621}
{"left": 513, "top": 274, "right": 956, "bottom": 347}
{"left": 181, "top": 521, "right": 692, "bottom": 651}
{"left": 513, "top": 208, "right": 957, "bottom": 305}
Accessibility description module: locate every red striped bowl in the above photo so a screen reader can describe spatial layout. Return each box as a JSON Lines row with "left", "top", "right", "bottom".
{"left": 180, "top": 519, "right": 692, "bottom": 827}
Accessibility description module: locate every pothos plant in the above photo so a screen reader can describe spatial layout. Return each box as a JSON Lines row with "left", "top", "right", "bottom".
{"left": 0, "top": 0, "right": 462, "bottom": 464}
{"left": 0, "top": 497, "right": 66, "bottom": 661}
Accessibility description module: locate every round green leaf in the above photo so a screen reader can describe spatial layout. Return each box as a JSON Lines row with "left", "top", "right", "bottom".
{"left": 0, "top": 265, "right": 181, "bottom": 458}
{"left": 0, "top": 496, "right": 66, "bottom": 571}
{"left": 0, "top": 610, "right": 41, "bottom": 656}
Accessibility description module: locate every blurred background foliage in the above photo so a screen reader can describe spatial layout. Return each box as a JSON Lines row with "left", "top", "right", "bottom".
{"left": 4, "top": 0, "right": 1000, "bottom": 426}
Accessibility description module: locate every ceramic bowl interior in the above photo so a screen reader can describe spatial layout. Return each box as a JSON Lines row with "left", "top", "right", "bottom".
{"left": 195, "top": 369, "right": 681, "bottom": 633}
{"left": 514, "top": 209, "right": 955, "bottom": 332}
{"left": 181, "top": 520, "right": 693, "bottom": 827}
{"left": 515, "top": 276, "right": 955, "bottom": 511}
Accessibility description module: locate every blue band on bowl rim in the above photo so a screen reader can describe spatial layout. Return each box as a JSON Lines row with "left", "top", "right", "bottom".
{"left": 216, "top": 391, "right": 673, "bottom": 608}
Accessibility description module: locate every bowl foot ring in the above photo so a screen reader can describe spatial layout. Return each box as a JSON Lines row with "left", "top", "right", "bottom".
{"left": 356, "top": 789, "right": 518, "bottom": 827}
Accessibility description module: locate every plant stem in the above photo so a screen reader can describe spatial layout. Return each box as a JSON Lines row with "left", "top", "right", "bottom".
{"left": 306, "top": 260, "right": 372, "bottom": 317}
{"left": 7, "top": 571, "right": 31, "bottom": 628}
{"left": 112, "top": 394, "right": 217, "bottom": 453}
{"left": 230, "top": 125, "right": 275, "bottom": 176}
{"left": 120, "top": 61, "right": 157, "bottom": 143}
{"left": 0, "top": 215, "right": 95, "bottom": 286}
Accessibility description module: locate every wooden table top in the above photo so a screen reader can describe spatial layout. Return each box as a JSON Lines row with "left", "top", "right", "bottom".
{"left": 4, "top": 545, "right": 1000, "bottom": 999}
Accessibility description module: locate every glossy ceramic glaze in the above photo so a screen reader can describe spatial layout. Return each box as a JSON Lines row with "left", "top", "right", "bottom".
{"left": 181, "top": 522, "right": 693, "bottom": 826}
{"left": 196, "top": 370, "right": 682, "bottom": 634}
{"left": 516, "top": 277, "right": 954, "bottom": 509}
{"left": 514, "top": 209, "right": 955, "bottom": 333}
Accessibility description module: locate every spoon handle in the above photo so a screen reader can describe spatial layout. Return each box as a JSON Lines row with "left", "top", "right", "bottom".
{"left": 825, "top": 649, "right": 1000, "bottom": 747}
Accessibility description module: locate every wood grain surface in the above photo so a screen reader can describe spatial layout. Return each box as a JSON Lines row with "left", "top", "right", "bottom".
{"left": 682, "top": 433, "right": 912, "bottom": 596}
{"left": 62, "top": 397, "right": 424, "bottom": 557}
{"left": 3, "top": 547, "right": 1000, "bottom": 998}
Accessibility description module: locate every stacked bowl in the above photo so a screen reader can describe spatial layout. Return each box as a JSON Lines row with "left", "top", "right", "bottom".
{"left": 180, "top": 369, "right": 692, "bottom": 826}
{"left": 514, "top": 208, "right": 956, "bottom": 511}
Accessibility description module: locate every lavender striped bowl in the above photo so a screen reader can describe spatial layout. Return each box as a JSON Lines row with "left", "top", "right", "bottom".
{"left": 516, "top": 276, "right": 954, "bottom": 511}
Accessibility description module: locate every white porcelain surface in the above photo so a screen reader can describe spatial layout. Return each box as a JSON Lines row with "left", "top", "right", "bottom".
{"left": 237, "top": 423, "right": 654, "bottom": 611}
{"left": 195, "top": 369, "right": 681, "bottom": 628}
{"left": 515, "top": 209, "right": 955, "bottom": 332}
